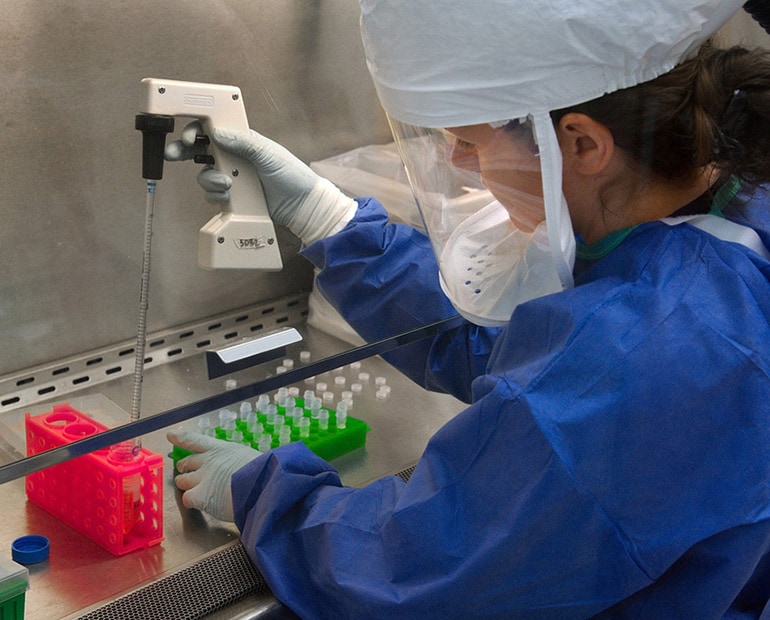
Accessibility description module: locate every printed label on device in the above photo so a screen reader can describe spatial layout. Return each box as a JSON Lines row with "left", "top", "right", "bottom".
{"left": 236, "top": 237, "right": 269, "bottom": 249}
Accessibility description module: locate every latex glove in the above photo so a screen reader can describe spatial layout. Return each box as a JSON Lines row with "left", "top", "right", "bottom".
{"left": 168, "top": 430, "right": 262, "bottom": 522}
{"left": 165, "top": 122, "right": 358, "bottom": 245}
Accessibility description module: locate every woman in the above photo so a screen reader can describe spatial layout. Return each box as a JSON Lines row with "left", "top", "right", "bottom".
{"left": 169, "top": 0, "right": 770, "bottom": 616}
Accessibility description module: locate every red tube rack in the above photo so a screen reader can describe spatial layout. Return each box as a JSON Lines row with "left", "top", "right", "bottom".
{"left": 25, "top": 404, "right": 164, "bottom": 557}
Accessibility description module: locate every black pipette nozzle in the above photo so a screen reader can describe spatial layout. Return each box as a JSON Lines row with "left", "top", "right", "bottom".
{"left": 135, "top": 113, "right": 175, "bottom": 180}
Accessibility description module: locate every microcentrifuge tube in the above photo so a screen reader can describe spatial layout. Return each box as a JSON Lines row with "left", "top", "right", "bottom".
{"left": 198, "top": 417, "right": 212, "bottom": 432}
{"left": 274, "top": 414, "right": 285, "bottom": 429}
{"left": 276, "top": 366, "right": 288, "bottom": 374}
{"left": 336, "top": 411, "right": 348, "bottom": 429}
{"left": 323, "top": 391, "right": 334, "bottom": 403}
{"left": 358, "top": 372, "right": 370, "bottom": 382}
{"left": 282, "top": 358, "right": 295, "bottom": 369}
{"left": 335, "top": 401, "right": 349, "bottom": 418}
{"left": 303, "top": 389, "right": 316, "bottom": 403}
{"left": 257, "top": 394, "right": 271, "bottom": 412}
{"left": 278, "top": 424, "right": 292, "bottom": 446}
{"left": 318, "top": 409, "right": 329, "bottom": 430}
{"left": 300, "top": 350, "right": 311, "bottom": 363}
{"left": 275, "top": 387, "right": 289, "bottom": 404}
{"left": 225, "top": 379, "right": 238, "bottom": 390}
{"left": 219, "top": 409, "right": 236, "bottom": 426}
{"left": 341, "top": 390, "right": 353, "bottom": 401}
{"left": 266, "top": 408, "right": 277, "bottom": 426}
{"left": 289, "top": 386, "right": 300, "bottom": 398}
{"left": 350, "top": 361, "right": 362, "bottom": 371}
{"left": 223, "top": 419, "right": 236, "bottom": 440}
{"left": 334, "top": 376, "right": 346, "bottom": 387}
{"left": 231, "top": 430, "right": 244, "bottom": 444}
{"left": 240, "top": 402, "right": 253, "bottom": 419}
{"left": 257, "top": 435, "right": 272, "bottom": 452}
{"left": 375, "top": 376, "right": 387, "bottom": 386}
{"left": 245, "top": 410, "right": 258, "bottom": 426}
{"left": 351, "top": 383, "right": 363, "bottom": 394}
{"left": 299, "top": 417, "right": 311, "bottom": 437}
{"left": 290, "top": 407, "right": 304, "bottom": 425}
{"left": 316, "top": 382, "right": 328, "bottom": 393}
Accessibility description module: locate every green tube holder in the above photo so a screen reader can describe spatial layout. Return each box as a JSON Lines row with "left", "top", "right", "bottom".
{"left": 170, "top": 398, "right": 370, "bottom": 472}
{"left": 0, "top": 558, "right": 28, "bottom": 620}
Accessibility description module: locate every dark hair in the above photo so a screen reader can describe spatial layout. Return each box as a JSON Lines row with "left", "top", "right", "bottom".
{"left": 551, "top": 43, "right": 770, "bottom": 187}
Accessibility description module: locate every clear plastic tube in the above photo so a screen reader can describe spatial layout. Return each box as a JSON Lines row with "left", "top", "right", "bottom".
{"left": 122, "top": 473, "right": 141, "bottom": 535}
{"left": 239, "top": 402, "right": 253, "bottom": 419}
{"left": 318, "top": 410, "right": 329, "bottom": 431}
{"left": 298, "top": 417, "right": 311, "bottom": 438}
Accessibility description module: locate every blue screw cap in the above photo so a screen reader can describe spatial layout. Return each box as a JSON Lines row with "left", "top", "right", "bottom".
{"left": 12, "top": 535, "right": 50, "bottom": 564}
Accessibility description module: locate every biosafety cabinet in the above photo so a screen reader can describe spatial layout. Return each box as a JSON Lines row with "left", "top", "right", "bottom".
{"left": 0, "top": 2, "right": 467, "bottom": 618}
{"left": 0, "top": 4, "right": 765, "bottom": 619}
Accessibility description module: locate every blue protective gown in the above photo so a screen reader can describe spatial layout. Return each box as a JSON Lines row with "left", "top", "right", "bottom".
{"left": 233, "top": 181, "right": 770, "bottom": 619}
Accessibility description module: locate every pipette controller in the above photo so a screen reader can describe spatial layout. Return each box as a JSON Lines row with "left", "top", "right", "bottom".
{"left": 139, "top": 77, "right": 283, "bottom": 271}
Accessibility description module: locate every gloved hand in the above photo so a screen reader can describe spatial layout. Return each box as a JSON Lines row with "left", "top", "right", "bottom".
{"left": 165, "top": 122, "right": 358, "bottom": 245}
{"left": 168, "top": 430, "right": 262, "bottom": 522}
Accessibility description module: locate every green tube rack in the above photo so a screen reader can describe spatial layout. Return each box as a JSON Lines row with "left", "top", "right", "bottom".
{"left": 0, "top": 559, "right": 28, "bottom": 620}
{"left": 170, "top": 398, "right": 370, "bottom": 470}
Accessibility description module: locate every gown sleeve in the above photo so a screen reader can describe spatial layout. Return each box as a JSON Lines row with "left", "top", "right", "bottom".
{"left": 301, "top": 197, "right": 501, "bottom": 403}
{"left": 233, "top": 372, "right": 652, "bottom": 619}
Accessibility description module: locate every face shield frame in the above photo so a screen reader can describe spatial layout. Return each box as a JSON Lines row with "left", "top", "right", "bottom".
{"left": 386, "top": 112, "right": 576, "bottom": 326}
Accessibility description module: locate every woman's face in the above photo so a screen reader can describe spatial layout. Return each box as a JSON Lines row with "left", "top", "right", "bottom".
{"left": 446, "top": 123, "right": 545, "bottom": 232}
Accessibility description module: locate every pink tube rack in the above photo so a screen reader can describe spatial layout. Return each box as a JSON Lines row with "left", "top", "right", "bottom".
{"left": 25, "top": 404, "right": 164, "bottom": 557}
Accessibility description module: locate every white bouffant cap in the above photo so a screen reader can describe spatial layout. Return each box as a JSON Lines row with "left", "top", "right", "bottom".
{"left": 360, "top": 0, "right": 746, "bottom": 127}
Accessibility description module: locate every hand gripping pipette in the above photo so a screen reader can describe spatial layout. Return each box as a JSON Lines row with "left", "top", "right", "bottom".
{"left": 139, "top": 77, "right": 283, "bottom": 271}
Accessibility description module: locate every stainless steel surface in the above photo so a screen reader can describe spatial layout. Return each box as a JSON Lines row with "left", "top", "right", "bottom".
{"left": 0, "top": 309, "right": 463, "bottom": 483}
{"left": 0, "top": 295, "right": 309, "bottom": 418}
{"left": 1, "top": 324, "right": 464, "bottom": 619}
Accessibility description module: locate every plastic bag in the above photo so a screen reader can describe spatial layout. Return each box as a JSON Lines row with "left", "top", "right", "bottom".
{"left": 310, "top": 143, "right": 424, "bottom": 229}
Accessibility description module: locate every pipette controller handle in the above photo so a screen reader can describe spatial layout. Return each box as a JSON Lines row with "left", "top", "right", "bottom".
{"left": 140, "top": 77, "right": 283, "bottom": 271}
{"left": 135, "top": 113, "right": 175, "bottom": 180}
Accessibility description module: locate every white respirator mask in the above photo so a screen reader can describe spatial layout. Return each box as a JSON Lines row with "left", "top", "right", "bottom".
{"left": 438, "top": 204, "right": 561, "bottom": 327}
{"left": 389, "top": 116, "right": 573, "bottom": 327}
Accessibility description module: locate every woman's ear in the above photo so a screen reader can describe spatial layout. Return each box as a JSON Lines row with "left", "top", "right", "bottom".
{"left": 556, "top": 112, "right": 615, "bottom": 176}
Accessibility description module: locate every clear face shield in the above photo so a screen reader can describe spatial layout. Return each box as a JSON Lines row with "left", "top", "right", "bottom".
{"left": 388, "top": 115, "right": 569, "bottom": 327}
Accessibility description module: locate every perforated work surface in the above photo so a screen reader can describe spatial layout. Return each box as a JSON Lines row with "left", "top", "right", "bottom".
{"left": 76, "top": 543, "right": 267, "bottom": 620}
{"left": 76, "top": 465, "right": 417, "bottom": 619}
{"left": 396, "top": 464, "right": 415, "bottom": 482}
